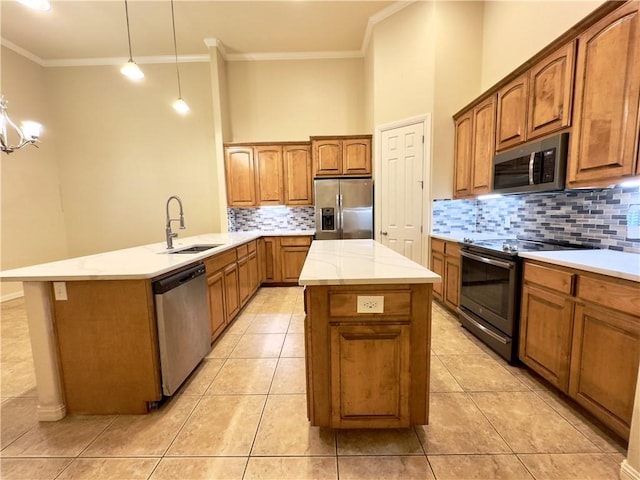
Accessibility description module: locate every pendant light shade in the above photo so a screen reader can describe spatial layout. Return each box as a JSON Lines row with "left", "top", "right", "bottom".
{"left": 121, "top": 0, "right": 144, "bottom": 80}
{"left": 170, "top": 0, "right": 189, "bottom": 114}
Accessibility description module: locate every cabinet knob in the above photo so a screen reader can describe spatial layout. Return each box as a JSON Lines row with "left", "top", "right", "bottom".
{"left": 381, "top": 231, "right": 388, "bottom": 236}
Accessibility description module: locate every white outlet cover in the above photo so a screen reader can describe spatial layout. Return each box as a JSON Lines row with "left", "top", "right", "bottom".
{"left": 53, "top": 281, "right": 68, "bottom": 301}
{"left": 357, "top": 295, "right": 384, "bottom": 314}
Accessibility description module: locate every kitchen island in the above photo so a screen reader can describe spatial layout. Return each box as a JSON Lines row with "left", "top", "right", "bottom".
{"left": 299, "top": 240, "right": 441, "bottom": 428}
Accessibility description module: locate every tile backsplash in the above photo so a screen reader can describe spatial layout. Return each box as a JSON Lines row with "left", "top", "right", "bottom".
{"left": 432, "top": 186, "right": 640, "bottom": 254}
{"left": 228, "top": 206, "right": 315, "bottom": 231}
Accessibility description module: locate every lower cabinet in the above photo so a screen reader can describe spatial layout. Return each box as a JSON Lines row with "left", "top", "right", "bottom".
{"left": 430, "top": 237, "right": 461, "bottom": 312}
{"left": 204, "top": 249, "right": 238, "bottom": 343}
{"left": 262, "top": 236, "right": 312, "bottom": 284}
{"left": 207, "top": 271, "right": 227, "bottom": 342}
{"left": 519, "top": 260, "right": 640, "bottom": 440}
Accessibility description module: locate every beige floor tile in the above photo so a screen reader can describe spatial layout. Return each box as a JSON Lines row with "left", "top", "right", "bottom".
{"left": 1, "top": 396, "right": 39, "bottom": 447}
{"left": 416, "top": 393, "right": 510, "bottom": 454}
{"left": 81, "top": 395, "right": 198, "bottom": 457}
{"left": 207, "top": 358, "right": 277, "bottom": 394}
{"left": 281, "top": 333, "right": 305, "bottom": 357}
{"left": 439, "top": 354, "right": 528, "bottom": 392}
{"left": 0, "top": 415, "right": 114, "bottom": 457}
{"left": 252, "top": 394, "right": 335, "bottom": 456}
{"left": 246, "top": 314, "right": 292, "bottom": 334}
{"left": 429, "top": 356, "right": 463, "bottom": 393}
{"left": 178, "top": 358, "right": 225, "bottom": 395}
{"left": 225, "top": 312, "right": 257, "bottom": 335}
{"left": 0, "top": 338, "right": 33, "bottom": 363}
{"left": 206, "top": 334, "right": 242, "bottom": 359}
{"left": 427, "top": 454, "right": 533, "bottom": 480}
{"left": 150, "top": 457, "right": 247, "bottom": 480}
{"left": 518, "top": 453, "right": 622, "bottom": 479}
{"left": 505, "top": 363, "right": 551, "bottom": 390}
{"left": 0, "top": 361, "right": 37, "bottom": 397}
{"left": 56, "top": 457, "right": 160, "bottom": 479}
{"left": 336, "top": 429, "right": 423, "bottom": 455}
{"left": 230, "top": 334, "right": 285, "bottom": 358}
{"left": 471, "top": 391, "right": 601, "bottom": 453}
{"left": 244, "top": 456, "right": 337, "bottom": 480}
{"left": 430, "top": 328, "right": 485, "bottom": 355}
{"left": 288, "top": 313, "right": 305, "bottom": 333}
{"left": 270, "top": 357, "right": 306, "bottom": 394}
{"left": 0, "top": 458, "right": 72, "bottom": 480}
{"left": 338, "top": 456, "right": 434, "bottom": 480}
{"left": 167, "top": 395, "right": 265, "bottom": 456}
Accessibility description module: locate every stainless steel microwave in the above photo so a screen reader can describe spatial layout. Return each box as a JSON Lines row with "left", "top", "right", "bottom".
{"left": 492, "top": 133, "right": 568, "bottom": 194}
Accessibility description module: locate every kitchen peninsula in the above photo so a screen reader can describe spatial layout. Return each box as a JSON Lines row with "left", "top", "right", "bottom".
{"left": 0, "top": 231, "right": 313, "bottom": 420}
{"left": 299, "top": 240, "right": 441, "bottom": 428}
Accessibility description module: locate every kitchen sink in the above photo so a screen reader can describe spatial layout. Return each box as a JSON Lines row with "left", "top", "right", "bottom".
{"left": 167, "top": 244, "right": 223, "bottom": 254}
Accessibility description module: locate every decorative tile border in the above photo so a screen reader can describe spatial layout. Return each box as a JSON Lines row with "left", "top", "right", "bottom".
{"left": 228, "top": 206, "right": 315, "bottom": 231}
{"left": 433, "top": 186, "right": 640, "bottom": 254}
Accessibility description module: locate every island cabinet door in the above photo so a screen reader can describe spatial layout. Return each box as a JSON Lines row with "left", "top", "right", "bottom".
{"left": 330, "top": 323, "right": 411, "bottom": 428}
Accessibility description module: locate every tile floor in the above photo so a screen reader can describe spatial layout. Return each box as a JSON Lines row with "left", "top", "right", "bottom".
{"left": 0, "top": 286, "right": 628, "bottom": 479}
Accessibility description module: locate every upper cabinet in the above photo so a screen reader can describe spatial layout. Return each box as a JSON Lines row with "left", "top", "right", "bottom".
{"left": 496, "top": 74, "right": 529, "bottom": 151}
{"left": 283, "top": 144, "right": 313, "bottom": 205}
{"left": 312, "top": 135, "right": 372, "bottom": 177}
{"left": 255, "top": 145, "right": 284, "bottom": 206}
{"left": 225, "top": 146, "right": 256, "bottom": 207}
{"left": 454, "top": 95, "right": 496, "bottom": 198}
{"left": 567, "top": 1, "right": 640, "bottom": 188}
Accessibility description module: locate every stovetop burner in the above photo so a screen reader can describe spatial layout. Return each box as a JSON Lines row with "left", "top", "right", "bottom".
{"left": 462, "top": 237, "right": 594, "bottom": 257}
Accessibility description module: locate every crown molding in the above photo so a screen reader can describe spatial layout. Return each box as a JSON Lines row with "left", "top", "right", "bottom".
{"left": 360, "top": 0, "right": 416, "bottom": 55}
{"left": 42, "top": 54, "right": 209, "bottom": 68}
{"left": 1, "top": 38, "right": 45, "bottom": 66}
{"left": 225, "top": 50, "right": 363, "bottom": 62}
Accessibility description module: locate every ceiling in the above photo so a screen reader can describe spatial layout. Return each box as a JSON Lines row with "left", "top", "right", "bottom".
{"left": 1, "top": 0, "right": 399, "bottom": 64}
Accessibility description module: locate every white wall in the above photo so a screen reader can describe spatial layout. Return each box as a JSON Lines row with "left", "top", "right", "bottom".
{"left": 481, "top": 0, "right": 605, "bottom": 90}
{"left": 0, "top": 47, "right": 68, "bottom": 299}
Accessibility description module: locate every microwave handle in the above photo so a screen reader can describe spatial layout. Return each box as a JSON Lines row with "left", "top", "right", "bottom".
{"left": 528, "top": 152, "right": 536, "bottom": 185}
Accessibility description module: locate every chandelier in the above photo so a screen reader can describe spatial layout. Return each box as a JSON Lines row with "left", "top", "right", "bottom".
{"left": 0, "top": 97, "right": 42, "bottom": 155}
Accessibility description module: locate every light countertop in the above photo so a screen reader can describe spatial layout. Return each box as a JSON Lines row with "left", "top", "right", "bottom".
{"left": 518, "top": 249, "right": 640, "bottom": 283}
{"left": 0, "top": 230, "right": 315, "bottom": 282}
{"left": 298, "top": 239, "right": 441, "bottom": 286}
{"left": 430, "top": 232, "right": 512, "bottom": 243}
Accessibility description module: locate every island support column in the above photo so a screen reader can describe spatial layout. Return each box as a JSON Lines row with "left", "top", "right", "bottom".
{"left": 24, "top": 281, "right": 66, "bottom": 421}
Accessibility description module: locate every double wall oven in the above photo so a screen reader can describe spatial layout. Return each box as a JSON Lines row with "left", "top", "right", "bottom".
{"left": 458, "top": 238, "right": 591, "bottom": 363}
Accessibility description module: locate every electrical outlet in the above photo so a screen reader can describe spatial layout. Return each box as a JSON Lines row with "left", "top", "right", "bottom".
{"left": 357, "top": 295, "right": 384, "bottom": 314}
{"left": 53, "top": 282, "right": 68, "bottom": 301}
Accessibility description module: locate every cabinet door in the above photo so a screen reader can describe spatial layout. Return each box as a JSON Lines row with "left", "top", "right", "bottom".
{"left": 280, "top": 246, "right": 309, "bottom": 283}
{"left": 225, "top": 146, "right": 256, "bottom": 207}
{"left": 237, "top": 256, "right": 250, "bottom": 307}
{"left": 255, "top": 145, "right": 284, "bottom": 205}
{"left": 283, "top": 144, "right": 313, "bottom": 205}
{"left": 342, "top": 138, "right": 372, "bottom": 176}
{"left": 330, "top": 323, "right": 411, "bottom": 428}
{"left": 471, "top": 96, "right": 496, "bottom": 194}
{"left": 224, "top": 263, "right": 240, "bottom": 320}
{"left": 262, "top": 237, "right": 279, "bottom": 283}
{"left": 568, "top": 2, "right": 640, "bottom": 187}
{"left": 569, "top": 303, "right": 640, "bottom": 439}
{"left": 430, "top": 252, "right": 444, "bottom": 302}
{"left": 257, "top": 237, "right": 266, "bottom": 284}
{"left": 207, "top": 270, "right": 227, "bottom": 343}
{"left": 519, "top": 284, "right": 574, "bottom": 391}
{"left": 312, "top": 140, "right": 342, "bottom": 176}
{"left": 248, "top": 251, "right": 259, "bottom": 295}
{"left": 496, "top": 74, "right": 529, "bottom": 151}
{"left": 527, "top": 42, "right": 575, "bottom": 139}
{"left": 443, "top": 254, "right": 460, "bottom": 311}
{"left": 453, "top": 112, "right": 473, "bottom": 198}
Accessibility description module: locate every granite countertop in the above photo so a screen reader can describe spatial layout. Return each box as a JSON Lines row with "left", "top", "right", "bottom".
{"left": 518, "top": 249, "right": 640, "bottom": 283}
{"left": 0, "top": 230, "right": 315, "bottom": 282}
{"left": 298, "top": 239, "right": 441, "bottom": 286}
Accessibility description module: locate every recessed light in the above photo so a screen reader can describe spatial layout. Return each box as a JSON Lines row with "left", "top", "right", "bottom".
{"left": 17, "top": 0, "right": 51, "bottom": 11}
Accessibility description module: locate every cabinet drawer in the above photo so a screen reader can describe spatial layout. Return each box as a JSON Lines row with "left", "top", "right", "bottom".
{"left": 204, "top": 249, "right": 237, "bottom": 273}
{"left": 280, "top": 236, "right": 312, "bottom": 247}
{"left": 329, "top": 291, "right": 411, "bottom": 318}
{"left": 576, "top": 275, "right": 640, "bottom": 317}
{"left": 524, "top": 262, "right": 574, "bottom": 295}
{"left": 445, "top": 242, "right": 461, "bottom": 258}
{"left": 236, "top": 244, "right": 249, "bottom": 259}
{"left": 247, "top": 240, "right": 257, "bottom": 253}
{"left": 431, "top": 238, "right": 445, "bottom": 254}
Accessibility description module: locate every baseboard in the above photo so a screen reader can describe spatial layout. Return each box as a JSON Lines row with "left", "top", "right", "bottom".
{"left": 621, "top": 460, "right": 640, "bottom": 480}
{"left": 1, "top": 291, "right": 24, "bottom": 303}
{"left": 37, "top": 403, "right": 66, "bottom": 422}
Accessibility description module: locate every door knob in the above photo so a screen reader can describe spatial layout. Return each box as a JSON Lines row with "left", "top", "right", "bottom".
{"left": 381, "top": 231, "right": 388, "bottom": 236}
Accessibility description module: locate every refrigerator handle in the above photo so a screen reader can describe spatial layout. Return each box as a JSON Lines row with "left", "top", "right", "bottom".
{"left": 336, "top": 193, "right": 343, "bottom": 235}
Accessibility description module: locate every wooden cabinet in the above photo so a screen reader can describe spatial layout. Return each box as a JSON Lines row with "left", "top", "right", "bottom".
{"left": 204, "top": 249, "right": 238, "bottom": 343}
{"left": 223, "top": 262, "right": 240, "bottom": 320}
{"left": 225, "top": 146, "right": 256, "bottom": 207}
{"left": 453, "top": 96, "right": 496, "bottom": 198}
{"left": 262, "top": 237, "right": 279, "bottom": 284}
{"left": 429, "top": 237, "right": 460, "bottom": 312}
{"left": 262, "top": 236, "right": 312, "bottom": 284}
{"left": 283, "top": 144, "right": 313, "bottom": 205}
{"left": 312, "top": 136, "right": 372, "bottom": 177}
{"left": 207, "top": 271, "right": 227, "bottom": 342}
{"left": 519, "top": 259, "right": 640, "bottom": 440}
{"left": 305, "top": 284, "right": 430, "bottom": 428}
{"left": 568, "top": 2, "right": 640, "bottom": 188}
{"left": 237, "top": 241, "right": 259, "bottom": 307}
{"left": 255, "top": 145, "right": 284, "bottom": 205}
{"left": 496, "top": 75, "right": 529, "bottom": 152}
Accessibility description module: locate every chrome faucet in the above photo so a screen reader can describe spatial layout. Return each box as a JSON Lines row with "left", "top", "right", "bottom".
{"left": 165, "top": 195, "right": 185, "bottom": 249}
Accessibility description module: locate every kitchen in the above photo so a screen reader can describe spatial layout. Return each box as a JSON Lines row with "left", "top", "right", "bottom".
{"left": 1, "top": 0, "right": 639, "bottom": 479}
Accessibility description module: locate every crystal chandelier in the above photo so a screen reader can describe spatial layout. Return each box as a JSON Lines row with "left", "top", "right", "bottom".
{"left": 0, "top": 97, "right": 42, "bottom": 155}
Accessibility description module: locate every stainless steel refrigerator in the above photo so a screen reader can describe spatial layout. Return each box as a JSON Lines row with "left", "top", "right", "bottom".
{"left": 314, "top": 178, "right": 373, "bottom": 240}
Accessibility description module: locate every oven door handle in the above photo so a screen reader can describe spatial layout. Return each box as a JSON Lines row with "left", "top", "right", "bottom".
{"left": 460, "top": 250, "right": 514, "bottom": 269}
{"left": 459, "top": 310, "right": 509, "bottom": 345}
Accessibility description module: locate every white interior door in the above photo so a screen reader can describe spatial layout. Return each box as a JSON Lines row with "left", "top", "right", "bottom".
{"left": 380, "top": 122, "right": 425, "bottom": 263}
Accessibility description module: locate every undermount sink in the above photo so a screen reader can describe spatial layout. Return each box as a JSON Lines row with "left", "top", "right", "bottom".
{"left": 167, "top": 244, "right": 223, "bottom": 254}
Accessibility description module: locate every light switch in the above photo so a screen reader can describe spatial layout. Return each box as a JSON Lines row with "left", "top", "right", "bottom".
{"left": 357, "top": 295, "right": 384, "bottom": 314}
{"left": 53, "top": 282, "right": 68, "bottom": 301}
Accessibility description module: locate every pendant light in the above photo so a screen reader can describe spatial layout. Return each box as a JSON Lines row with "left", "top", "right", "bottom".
{"left": 0, "top": 97, "right": 43, "bottom": 155}
{"left": 121, "top": 0, "right": 144, "bottom": 80}
{"left": 170, "top": 0, "right": 190, "bottom": 114}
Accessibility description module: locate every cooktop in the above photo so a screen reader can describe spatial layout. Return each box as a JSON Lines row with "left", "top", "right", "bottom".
{"left": 462, "top": 237, "right": 596, "bottom": 257}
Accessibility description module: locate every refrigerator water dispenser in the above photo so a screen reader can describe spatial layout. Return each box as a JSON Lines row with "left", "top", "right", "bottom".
{"left": 321, "top": 208, "right": 336, "bottom": 231}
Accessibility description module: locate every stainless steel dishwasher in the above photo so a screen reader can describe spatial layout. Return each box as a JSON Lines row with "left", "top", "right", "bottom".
{"left": 153, "top": 263, "right": 211, "bottom": 395}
